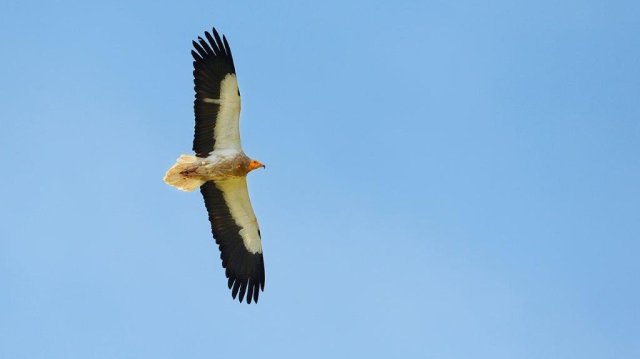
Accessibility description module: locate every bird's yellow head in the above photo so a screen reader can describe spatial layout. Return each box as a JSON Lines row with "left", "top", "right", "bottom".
{"left": 247, "top": 159, "right": 266, "bottom": 172}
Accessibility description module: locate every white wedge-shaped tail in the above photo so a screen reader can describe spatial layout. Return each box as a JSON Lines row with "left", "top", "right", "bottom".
{"left": 163, "top": 154, "right": 206, "bottom": 192}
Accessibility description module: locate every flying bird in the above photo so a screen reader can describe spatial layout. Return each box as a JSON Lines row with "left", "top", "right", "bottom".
{"left": 164, "top": 27, "right": 265, "bottom": 304}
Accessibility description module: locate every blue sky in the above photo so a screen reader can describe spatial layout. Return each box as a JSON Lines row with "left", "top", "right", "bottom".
{"left": 1, "top": 0, "right": 639, "bottom": 357}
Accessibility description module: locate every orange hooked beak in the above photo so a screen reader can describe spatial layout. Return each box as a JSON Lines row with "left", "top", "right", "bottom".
{"left": 248, "top": 160, "right": 266, "bottom": 171}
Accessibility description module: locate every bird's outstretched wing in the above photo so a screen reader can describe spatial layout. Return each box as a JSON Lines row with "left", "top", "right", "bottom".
{"left": 200, "top": 178, "right": 265, "bottom": 303}
{"left": 192, "top": 28, "right": 242, "bottom": 156}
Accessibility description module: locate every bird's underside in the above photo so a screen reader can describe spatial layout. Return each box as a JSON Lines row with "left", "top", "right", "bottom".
{"left": 164, "top": 151, "right": 253, "bottom": 191}
{"left": 163, "top": 27, "right": 266, "bottom": 304}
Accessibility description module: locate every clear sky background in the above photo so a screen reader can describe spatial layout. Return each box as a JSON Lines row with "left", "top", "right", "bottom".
{"left": 1, "top": 0, "right": 639, "bottom": 358}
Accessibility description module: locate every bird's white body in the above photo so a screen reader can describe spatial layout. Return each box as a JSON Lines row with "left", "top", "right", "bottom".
{"left": 164, "top": 150, "right": 250, "bottom": 190}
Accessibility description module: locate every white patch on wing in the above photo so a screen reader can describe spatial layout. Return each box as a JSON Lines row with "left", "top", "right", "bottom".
{"left": 217, "top": 177, "right": 262, "bottom": 254}
{"left": 213, "top": 74, "right": 242, "bottom": 151}
{"left": 203, "top": 98, "right": 223, "bottom": 104}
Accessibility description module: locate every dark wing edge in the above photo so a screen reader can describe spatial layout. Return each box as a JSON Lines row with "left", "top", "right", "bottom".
{"left": 192, "top": 27, "right": 237, "bottom": 157}
{"left": 200, "top": 181, "right": 265, "bottom": 304}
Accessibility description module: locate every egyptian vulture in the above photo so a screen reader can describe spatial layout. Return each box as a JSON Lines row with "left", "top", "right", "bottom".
{"left": 164, "top": 27, "right": 265, "bottom": 304}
